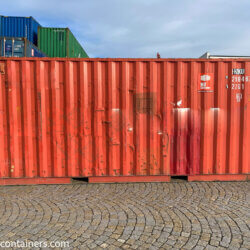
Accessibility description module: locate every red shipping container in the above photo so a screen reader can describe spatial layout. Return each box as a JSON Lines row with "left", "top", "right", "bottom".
{"left": 0, "top": 58, "right": 249, "bottom": 185}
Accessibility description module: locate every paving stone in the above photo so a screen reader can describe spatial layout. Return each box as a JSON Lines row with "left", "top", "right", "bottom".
{"left": 0, "top": 182, "right": 248, "bottom": 249}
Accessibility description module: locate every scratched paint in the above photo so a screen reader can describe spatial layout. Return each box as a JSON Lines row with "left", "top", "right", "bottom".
{"left": 0, "top": 58, "right": 249, "bottom": 182}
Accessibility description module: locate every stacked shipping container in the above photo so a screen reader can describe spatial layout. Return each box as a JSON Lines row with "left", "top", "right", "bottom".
{"left": 38, "top": 27, "right": 88, "bottom": 58}
{"left": 0, "top": 37, "right": 46, "bottom": 57}
{"left": 0, "top": 15, "right": 40, "bottom": 45}
{"left": 0, "top": 15, "right": 46, "bottom": 58}
{"left": 0, "top": 15, "right": 88, "bottom": 58}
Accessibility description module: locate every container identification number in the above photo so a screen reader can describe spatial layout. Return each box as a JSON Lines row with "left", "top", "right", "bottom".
{"left": 232, "top": 76, "right": 249, "bottom": 82}
{"left": 231, "top": 83, "right": 244, "bottom": 90}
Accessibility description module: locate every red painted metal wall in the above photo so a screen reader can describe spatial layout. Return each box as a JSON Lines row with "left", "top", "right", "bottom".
{"left": 0, "top": 58, "right": 249, "bottom": 182}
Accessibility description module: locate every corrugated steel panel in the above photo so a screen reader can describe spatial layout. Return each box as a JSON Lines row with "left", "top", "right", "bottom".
{"left": 0, "top": 37, "right": 47, "bottom": 57}
{"left": 0, "top": 58, "right": 249, "bottom": 182}
{"left": 0, "top": 16, "right": 40, "bottom": 45}
{"left": 68, "top": 29, "right": 88, "bottom": 58}
{"left": 38, "top": 27, "right": 88, "bottom": 58}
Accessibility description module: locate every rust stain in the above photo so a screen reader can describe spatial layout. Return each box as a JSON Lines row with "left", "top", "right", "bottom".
{"left": 0, "top": 63, "right": 5, "bottom": 74}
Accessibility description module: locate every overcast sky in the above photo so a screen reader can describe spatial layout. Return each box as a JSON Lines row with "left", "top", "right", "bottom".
{"left": 1, "top": 0, "right": 250, "bottom": 58}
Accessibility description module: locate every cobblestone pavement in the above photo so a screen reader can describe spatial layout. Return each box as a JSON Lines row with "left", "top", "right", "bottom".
{"left": 0, "top": 181, "right": 249, "bottom": 249}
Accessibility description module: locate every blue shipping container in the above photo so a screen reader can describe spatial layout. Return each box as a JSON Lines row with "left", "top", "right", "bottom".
{"left": 0, "top": 37, "right": 47, "bottom": 57}
{"left": 0, "top": 16, "right": 41, "bottom": 45}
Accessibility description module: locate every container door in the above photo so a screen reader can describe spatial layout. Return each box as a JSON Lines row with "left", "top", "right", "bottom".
{"left": 4, "top": 39, "right": 13, "bottom": 57}
{"left": 13, "top": 39, "right": 25, "bottom": 57}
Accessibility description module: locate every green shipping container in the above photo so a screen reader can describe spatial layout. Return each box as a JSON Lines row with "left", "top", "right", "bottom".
{"left": 38, "top": 27, "right": 88, "bottom": 58}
